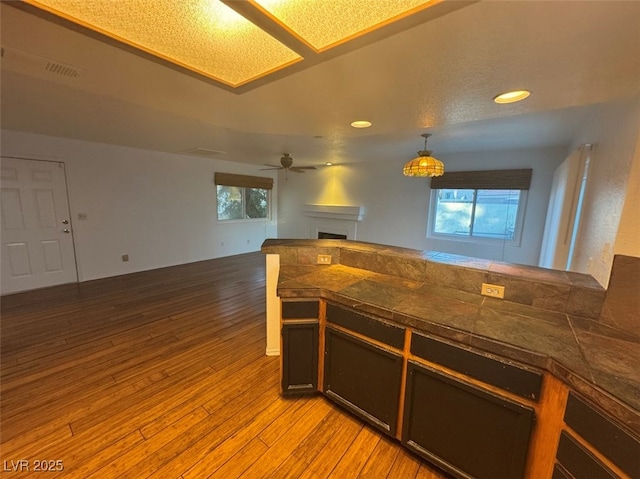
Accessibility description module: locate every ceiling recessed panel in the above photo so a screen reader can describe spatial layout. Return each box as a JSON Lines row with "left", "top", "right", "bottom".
{"left": 253, "top": 0, "right": 433, "bottom": 51}
{"left": 24, "top": 0, "right": 302, "bottom": 86}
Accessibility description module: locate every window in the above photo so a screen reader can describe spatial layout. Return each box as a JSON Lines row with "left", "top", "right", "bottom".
{"left": 216, "top": 185, "right": 270, "bottom": 220}
{"left": 432, "top": 188, "right": 523, "bottom": 240}
{"left": 214, "top": 172, "right": 273, "bottom": 221}
{"left": 428, "top": 169, "right": 532, "bottom": 243}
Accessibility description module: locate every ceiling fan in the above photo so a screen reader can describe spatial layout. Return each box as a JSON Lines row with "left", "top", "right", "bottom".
{"left": 261, "top": 153, "right": 317, "bottom": 173}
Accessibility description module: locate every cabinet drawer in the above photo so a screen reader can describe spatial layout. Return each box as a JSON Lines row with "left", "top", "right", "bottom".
{"left": 402, "top": 361, "right": 535, "bottom": 479}
{"left": 282, "top": 300, "right": 319, "bottom": 319}
{"left": 564, "top": 393, "right": 639, "bottom": 477}
{"left": 556, "top": 432, "right": 617, "bottom": 479}
{"left": 411, "top": 332, "right": 542, "bottom": 401}
{"left": 326, "top": 303, "right": 405, "bottom": 349}
{"left": 324, "top": 326, "right": 403, "bottom": 436}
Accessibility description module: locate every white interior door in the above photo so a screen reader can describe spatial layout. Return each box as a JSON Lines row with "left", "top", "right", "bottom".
{"left": 1, "top": 157, "right": 78, "bottom": 295}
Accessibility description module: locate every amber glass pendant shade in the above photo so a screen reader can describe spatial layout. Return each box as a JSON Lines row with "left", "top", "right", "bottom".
{"left": 403, "top": 134, "right": 444, "bottom": 177}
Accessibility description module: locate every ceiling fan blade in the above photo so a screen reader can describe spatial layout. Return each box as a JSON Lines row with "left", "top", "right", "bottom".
{"left": 260, "top": 164, "right": 283, "bottom": 170}
{"left": 292, "top": 166, "right": 317, "bottom": 170}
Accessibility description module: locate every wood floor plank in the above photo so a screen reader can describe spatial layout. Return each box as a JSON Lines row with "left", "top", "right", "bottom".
{"left": 139, "top": 385, "right": 282, "bottom": 479}
{"left": 246, "top": 398, "right": 336, "bottom": 479}
{"left": 387, "top": 448, "right": 422, "bottom": 479}
{"left": 0, "top": 252, "right": 449, "bottom": 478}
{"left": 257, "top": 396, "right": 330, "bottom": 448}
{"left": 296, "top": 410, "right": 364, "bottom": 479}
{"left": 417, "top": 463, "right": 452, "bottom": 479}
{"left": 357, "top": 435, "right": 402, "bottom": 478}
{"left": 207, "top": 437, "right": 270, "bottom": 479}
{"left": 62, "top": 430, "right": 146, "bottom": 479}
{"left": 181, "top": 381, "right": 297, "bottom": 479}
{"left": 88, "top": 406, "right": 211, "bottom": 478}
{"left": 326, "top": 425, "right": 382, "bottom": 479}
{"left": 291, "top": 407, "right": 348, "bottom": 461}
{"left": 0, "top": 423, "right": 73, "bottom": 458}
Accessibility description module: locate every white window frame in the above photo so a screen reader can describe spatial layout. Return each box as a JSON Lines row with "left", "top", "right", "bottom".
{"left": 216, "top": 185, "right": 271, "bottom": 222}
{"left": 427, "top": 188, "right": 528, "bottom": 246}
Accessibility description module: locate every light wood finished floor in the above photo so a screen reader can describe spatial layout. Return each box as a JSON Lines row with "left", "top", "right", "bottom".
{"left": 1, "top": 252, "right": 450, "bottom": 478}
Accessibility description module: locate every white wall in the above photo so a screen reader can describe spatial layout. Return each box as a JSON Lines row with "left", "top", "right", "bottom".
{"left": 4, "top": 96, "right": 637, "bottom": 287}
{"left": 277, "top": 146, "right": 566, "bottom": 266}
{"left": 567, "top": 95, "right": 640, "bottom": 286}
{"left": 0, "top": 130, "right": 278, "bottom": 281}
{"left": 614, "top": 128, "right": 640, "bottom": 258}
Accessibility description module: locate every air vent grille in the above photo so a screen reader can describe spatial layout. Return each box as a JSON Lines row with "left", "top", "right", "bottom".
{"left": 1, "top": 46, "right": 83, "bottom": 79}
{"left": 183, "top": 147, "right": 227, "bottom": 157}
{"left": 45, "top": 61, "right": 80, "bottom": 78}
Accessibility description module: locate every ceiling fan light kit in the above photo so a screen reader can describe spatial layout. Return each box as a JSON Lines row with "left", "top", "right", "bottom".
{"left": 403, "top": 133, "right": 445, "bottom": 177}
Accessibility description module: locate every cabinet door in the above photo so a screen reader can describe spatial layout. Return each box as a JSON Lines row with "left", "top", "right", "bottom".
{"left": 402, "top": 361, "right": 535, "bottom": 479}
{"left": 556, "top": 432, "right": 618, "bottom": 479}
{"left": 323, "top": 326, "right": 403, "bottom": 436}
{"left": 563, "top": 392, "right": 639, "bottom": 477}
{"left": 281, "top": 322, "right": 318, "bottom": 396}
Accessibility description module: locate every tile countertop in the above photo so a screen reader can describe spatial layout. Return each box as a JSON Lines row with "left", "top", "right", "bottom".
{"left": 265, "top": 241, "right": 640, "bottom": 435}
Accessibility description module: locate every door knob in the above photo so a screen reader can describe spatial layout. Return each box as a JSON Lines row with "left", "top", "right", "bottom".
{"left": 63, "top": 229, "right": 70, "bottom": 234}
{"left": 62, "top": 219, "right": 69, "bottom": 224}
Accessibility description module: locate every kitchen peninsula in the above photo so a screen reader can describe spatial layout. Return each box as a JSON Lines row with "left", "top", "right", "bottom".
{"left": 262, "top": 239, "right": 639, "bottom": 479}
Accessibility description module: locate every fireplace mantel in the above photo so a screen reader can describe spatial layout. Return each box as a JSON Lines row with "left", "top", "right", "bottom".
{"left": 302, "top": 204, "right": 364, "bottom": 221}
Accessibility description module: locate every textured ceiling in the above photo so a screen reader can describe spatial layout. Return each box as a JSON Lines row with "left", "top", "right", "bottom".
{"left": 21, "top": 0, "right": 436, "bottom": 87}
{"left": 1, "top": 1, "right": 639, "bottom": 166}
{"left": 253, "top": 0, "right": 431, "bottom": 51}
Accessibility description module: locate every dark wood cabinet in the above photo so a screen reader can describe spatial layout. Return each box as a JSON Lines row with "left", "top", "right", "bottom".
{"left": 411, "top": 332, "right": 543, "bottom": 401}
{"left": 555, "top": 432, "right": 618, "bottom": 479}
{"left": 323, "top": 326, "right": 403, "bottom": 436}
{"left": 402, "top": 360, "right": 535, "bottom": 479}
{"left": 280, "top": 299, "right": 635, "bottom": 478}
{"left": 281, "top": 322, "right": 318, "bottom": 396}
{"left": 325, "top": 303, "right": 405, "bottom": 349}
{"left": 560, "top": 392, "right": 639, "bottom": 478}
{"left": 282, "top": 300, "right": 319, "bottom": 320}
{"left": 280, "top": 299, "right": 320, "bottom": 396}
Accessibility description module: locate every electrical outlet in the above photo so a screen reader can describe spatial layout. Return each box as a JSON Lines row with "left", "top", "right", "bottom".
{"left": 317, "top": 254, "right": 332, "bottom": 265}
{"left": 481, "top": 283, "right": 505, "bottom": 299}
{"left": 122, "top": 254, "right": 129, "bottom": 262}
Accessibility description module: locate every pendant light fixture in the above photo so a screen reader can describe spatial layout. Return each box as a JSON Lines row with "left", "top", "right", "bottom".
{"left": 403, "top": 133, "right": 444, "bottom": 177}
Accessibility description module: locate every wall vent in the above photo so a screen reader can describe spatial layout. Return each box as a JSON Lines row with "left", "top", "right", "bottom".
{"left": 45, "top": 61, "right": 80, "bottom": 78}
{"left": 1, "top": 46, "right": 82, "bottom": 79}
{"left": 183, "top": 147, "right": 227, "bottom": 157}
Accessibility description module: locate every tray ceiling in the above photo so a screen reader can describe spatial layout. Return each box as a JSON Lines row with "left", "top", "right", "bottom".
{"left": 22, "top": 0, "right": 436, "bottom": 88}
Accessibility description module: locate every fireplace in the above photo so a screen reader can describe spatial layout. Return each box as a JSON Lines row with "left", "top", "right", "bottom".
{"left": 302, "top": 204, "right": 364, "bottom": 241}
{"left": 318, "top": 231, "right": 348, "bottom": 240}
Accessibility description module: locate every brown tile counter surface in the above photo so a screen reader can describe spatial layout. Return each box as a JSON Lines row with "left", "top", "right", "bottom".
{"left": 262, "top": 239, "right": 640, "bottom": 435}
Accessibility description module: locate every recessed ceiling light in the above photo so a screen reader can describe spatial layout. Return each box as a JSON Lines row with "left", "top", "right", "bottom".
{"left": 350, "top": 120, "right": 372, "bottom": 128}
{"left": 493, "top": 90, "right": 531, "bottom": 104}
{"left": 325, "top": 162, "right": 333, "bottom": 166}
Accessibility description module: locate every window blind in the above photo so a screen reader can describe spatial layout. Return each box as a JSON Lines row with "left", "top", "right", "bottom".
{"left": 214, "top": 172, "right": 273, "bottom": 190}
{"left": 430, "top": 169, "right": 532, "bottom": 190}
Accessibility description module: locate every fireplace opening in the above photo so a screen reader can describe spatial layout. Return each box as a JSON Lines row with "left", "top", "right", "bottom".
{"left": 318, "top": 232, "right": 347, "bottom": 240}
